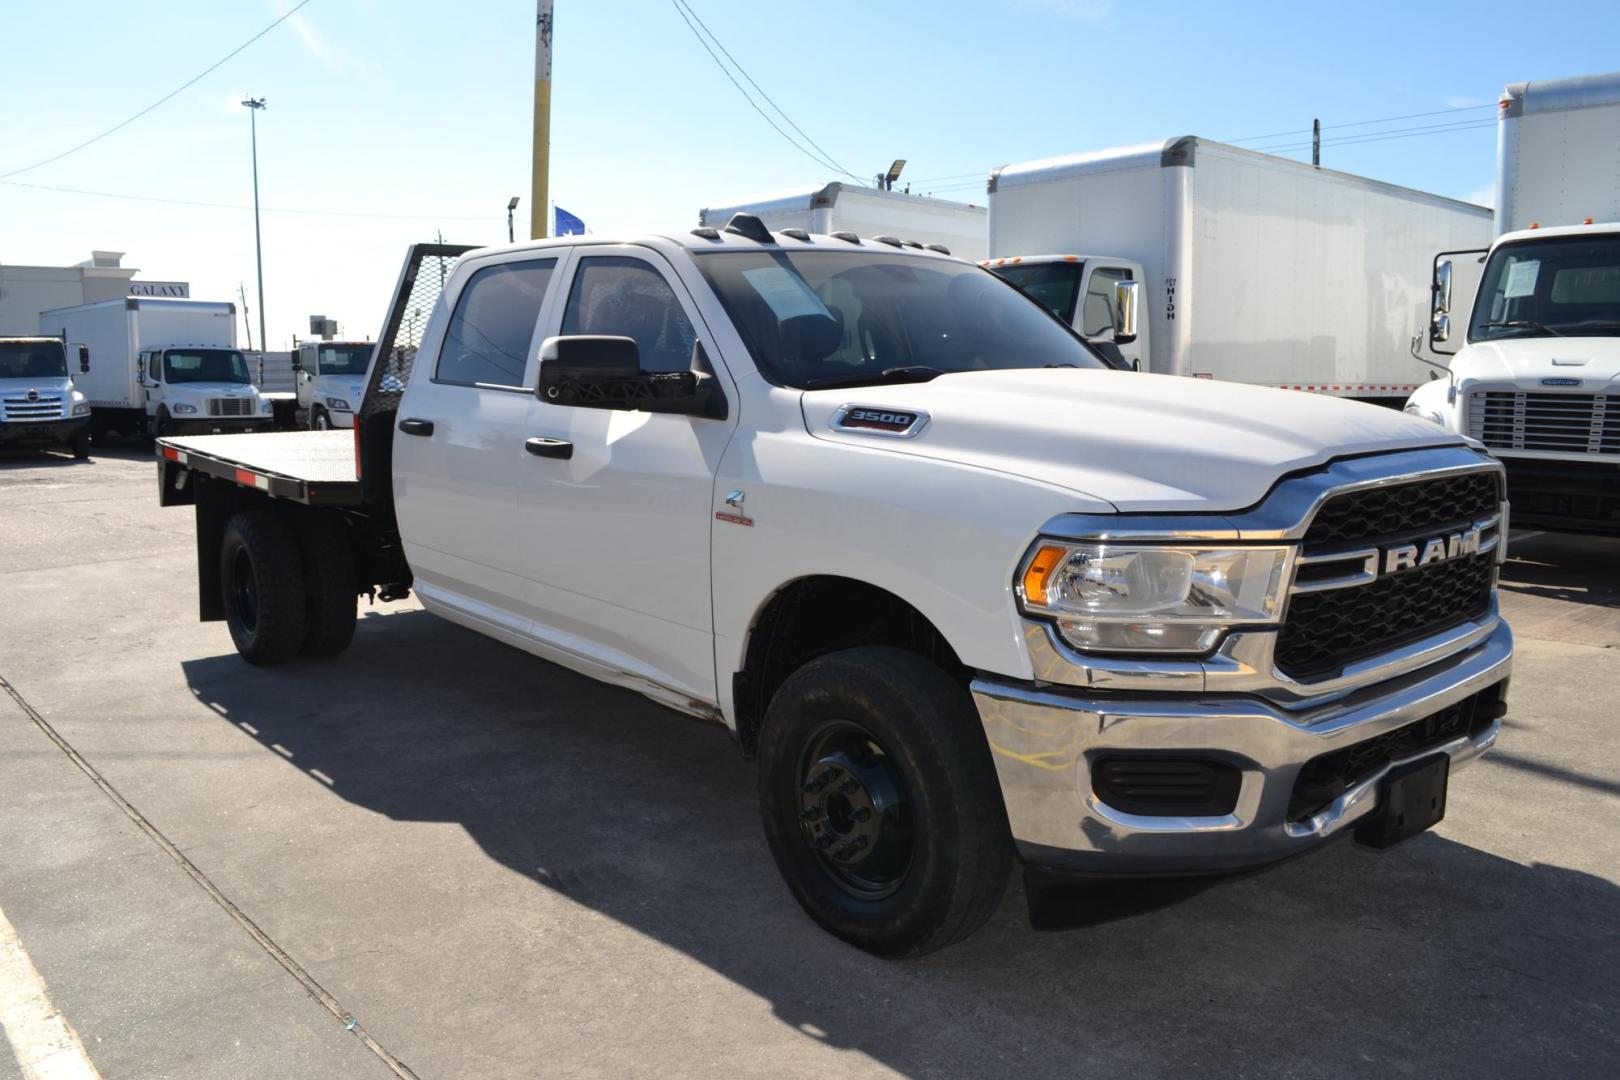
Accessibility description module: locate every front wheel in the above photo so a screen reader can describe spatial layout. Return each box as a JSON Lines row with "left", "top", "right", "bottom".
{"left": 311, "top": 407, "right": 331, "bottom": 431}
{"left": 756, "top": 647, "right": 1013, "bottom": 956}
{"left": 70, "top": 434, "right": 90, "bottom": 460}
{"left": 152, "top": 407, "right": 174, "bottom": 438}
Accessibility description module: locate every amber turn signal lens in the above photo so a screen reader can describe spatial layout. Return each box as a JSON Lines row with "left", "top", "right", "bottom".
{"left": 1022, "top": 544, "right": 1068, "bottom": 606}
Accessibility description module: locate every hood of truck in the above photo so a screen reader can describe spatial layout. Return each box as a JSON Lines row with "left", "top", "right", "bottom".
{"left": 801, "top": 369, "right": 1466, "bottom": 512}
{"left": 0, "top": 375, "right": 74, "bottom": 397}
{"left": 167, "top": 382, "right": 259, "bottom": 398}
{"left": 317, "top": 374, "right": 367, "bottom": 405}
{"left": 1453, "top": 336, "right": 1620, "bottom": 389}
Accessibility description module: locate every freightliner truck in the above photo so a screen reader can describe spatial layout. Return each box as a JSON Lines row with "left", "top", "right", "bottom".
{"left": 1407, "top": 71, "right": 1620, "bottom": 533}
{"left": 155, "top": 221, "right": 1513, "bottom": 955}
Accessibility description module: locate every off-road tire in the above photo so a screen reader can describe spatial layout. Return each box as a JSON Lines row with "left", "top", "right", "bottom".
{"left": 290, "top": 511, "right": 358, "bottom": 657}
{"left": 220, "top": 510, "right": 308, "bottom": 665}
{"left": 757, "top": 646, "right": 1014, "bottom": 956}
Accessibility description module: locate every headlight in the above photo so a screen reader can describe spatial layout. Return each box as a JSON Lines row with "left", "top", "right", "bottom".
{"left": 261, "top": 399, "right": 274, "bottom": 413}
{"left": 71, "top": 402, "right": 90, "bottom": 417}
{"left": 1404, "top": 404, "right": 1445, "bottom": 426}
{"left": 172, "top": 403, "right": 198, "bottom": 415}
{"left": 1017, "top": 541, "right": 1295, "bottom": 653}
{"left": 325, "top": 396, "right": 352, "bottom": 411}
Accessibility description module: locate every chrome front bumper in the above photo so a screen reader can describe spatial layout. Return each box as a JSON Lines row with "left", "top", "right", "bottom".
{"left": 973, "top": 621, "right": 1511, "bottom": 875}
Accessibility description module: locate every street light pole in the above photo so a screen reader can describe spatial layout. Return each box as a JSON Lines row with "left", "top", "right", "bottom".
{"left": 242, "top": 97, "right": 268, "bottom": 353}
{"left": 507, "top": 196, "right": 520, "bottom": 243}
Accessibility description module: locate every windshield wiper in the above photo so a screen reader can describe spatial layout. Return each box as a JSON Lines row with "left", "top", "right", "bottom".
{"left": 1480, "top": 320, "right": 1565, "bottom": 336}
{"left": 802, "top": 365, "right": 948, "bottom": 390}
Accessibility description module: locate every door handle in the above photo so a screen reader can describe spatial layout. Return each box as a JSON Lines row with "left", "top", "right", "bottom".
{"left": 524, "top": 436, "right": 573, "bottom": 460}
{"left": 398, "top": 418, "right": 435, "bottom": 436}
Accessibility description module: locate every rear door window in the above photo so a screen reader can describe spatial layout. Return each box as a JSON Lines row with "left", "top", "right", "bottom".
{"left": 436, "top": 259, "right": 557, "bottom": 388}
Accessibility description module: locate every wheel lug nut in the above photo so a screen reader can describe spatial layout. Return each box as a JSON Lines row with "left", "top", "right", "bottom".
{"left": 815, "top": 834, "right": 834, "bottom": 849}
{"left": 852, "top": 807, "right": 871, "bottom": 823}
{"left": 801, "top": 807, "right": 821, "bottom": 822}
{"left": 840, "top": 778, "right": 859, "bottom": 794}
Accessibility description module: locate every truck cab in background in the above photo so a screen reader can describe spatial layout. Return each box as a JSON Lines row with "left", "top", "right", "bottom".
{"left": 1407, "top": 72, "right": 1620, "bottom": 533}
{"left": 292, "top": 340, "right": 374, "bottom": 429}
{"left": 989, "top": 255, "right": 1145, "bottom": 370}
{"left": 0, "top": 337, "right": 92, "bottom": 458}
{"left": 134, "top": 346, "right": 270, "bottom": 436}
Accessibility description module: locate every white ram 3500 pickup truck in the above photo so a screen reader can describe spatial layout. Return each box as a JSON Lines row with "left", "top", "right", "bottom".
{"left": 156, "top": 223, "right": 1513, "bottom": 955}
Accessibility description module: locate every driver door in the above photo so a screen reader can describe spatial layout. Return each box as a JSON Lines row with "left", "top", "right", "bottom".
{"left": 515, "top": 245, "right": 738, "bottom": 705}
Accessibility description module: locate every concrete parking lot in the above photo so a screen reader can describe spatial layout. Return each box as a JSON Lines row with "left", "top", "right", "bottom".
{"left": 1, "top": 445, "right": 1617, "bottom": 1079}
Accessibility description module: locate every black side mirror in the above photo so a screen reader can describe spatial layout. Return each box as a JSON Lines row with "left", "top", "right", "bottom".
{"left": 537, "top": 336, "right": 725, "bottom": 419}
{"left": 78, "top": 345, "right": 89, "bottom": 373}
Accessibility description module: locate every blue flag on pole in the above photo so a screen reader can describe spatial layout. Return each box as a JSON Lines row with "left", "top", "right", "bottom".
{"left": 555, "top": 206, "right": 585, "bottom": 236}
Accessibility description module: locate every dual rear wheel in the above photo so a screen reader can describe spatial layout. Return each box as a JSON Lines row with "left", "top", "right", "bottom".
{"left": 220, "top": 509, "right": 357, "bottom": 665}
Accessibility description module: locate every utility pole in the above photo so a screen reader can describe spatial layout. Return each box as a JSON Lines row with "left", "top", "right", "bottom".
{"left": 242, "top": 97, "right": 269, "bottom": 352}
{"left": 238, "top": 283, "right": 253, "bottom": 351}
{"left": 531, "top": 1, "right": 553, "bottom": 239}
{"left": 1312, "top": 117, "right": 1320, "bottom": 168}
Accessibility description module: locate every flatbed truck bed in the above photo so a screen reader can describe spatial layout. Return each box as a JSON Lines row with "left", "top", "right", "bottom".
{"left": 157, "top": 430, "right": 364, "bottom": 507}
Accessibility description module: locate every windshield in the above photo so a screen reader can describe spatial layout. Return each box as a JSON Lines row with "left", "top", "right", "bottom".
{"left": 0, "top": 341, "right": 67, "bottom": 379}
{"left": 1469, "top": 234, "right": 1620, "bottom": 342}
{"left": 163, "top": 349, "right": 251, "bottom": 384}
{"left": 317, "top": 344, "right": 372, "bottom": 375}
{"left": 695, "top": 251, "right": 1107, "bottom": 389}
{"left": 992, "top": 262, "right": 1083, "bottom": 324}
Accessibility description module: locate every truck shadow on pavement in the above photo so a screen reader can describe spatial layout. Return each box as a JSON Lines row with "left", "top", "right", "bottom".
{"left": 180, "top": 609, "right": 1620, "bottom": 1077}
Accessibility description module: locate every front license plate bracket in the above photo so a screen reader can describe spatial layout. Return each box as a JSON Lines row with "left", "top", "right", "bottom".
{"left": 1354, "top": 753, "right": 1450, "bottom": 849}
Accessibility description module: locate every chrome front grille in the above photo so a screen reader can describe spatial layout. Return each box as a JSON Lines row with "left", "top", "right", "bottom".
{"left": 1275, "top": 470, "right": 1502, "bottom": 682}
{"left": 207, "top": 397, "right": 253, "bottom": 417}
{"left": 1468, "top": 390, "right": 1620, "bottom": 454}
{"left": 1, "top": 394, "right": 63, "bottom": 421}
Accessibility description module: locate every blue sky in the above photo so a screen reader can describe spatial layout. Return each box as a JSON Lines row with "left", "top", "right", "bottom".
{"left": 2, "top": 0, "right": 1617, "bottom": 349}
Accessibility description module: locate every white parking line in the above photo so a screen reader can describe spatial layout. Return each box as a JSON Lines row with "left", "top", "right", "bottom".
{"left": 0, "top": 903, "right": 100, "bottom": 1080}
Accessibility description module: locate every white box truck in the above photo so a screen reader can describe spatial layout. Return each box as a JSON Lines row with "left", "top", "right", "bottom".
{"left": 41, "top": 297, "right": 273, "bottom": 437}
{"left": 1407, "top": 71, "right": 1620, "bottom": 534}
{"left": 700, "top": 182, "right": 987, "bottom": 262}
{"left": 986, "top": 137, "right": 1492, "bottom": 403}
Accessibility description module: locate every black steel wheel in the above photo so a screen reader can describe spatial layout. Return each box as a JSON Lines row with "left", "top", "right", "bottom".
{"left": 796, "top": 720, "right": 914, "bottom": 901}
{"left": 757, "top": 646, "right": 1013, "bottom": 956}
{"left": 219, "top": 509, "right": 307, "bottom": 665}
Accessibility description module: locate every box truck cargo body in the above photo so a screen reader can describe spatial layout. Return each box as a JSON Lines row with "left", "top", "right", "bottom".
{"left": 988, "top": 137, "right": 1491, "bottom": 402}
{"left": 41, "top": 297, "right": 270, "bottom": 436}
{"left": 700, "top": 182, "right": 987, "bottom": 261}
{"left": 1410, "top": 71, "right": 1620, "bottom": 533}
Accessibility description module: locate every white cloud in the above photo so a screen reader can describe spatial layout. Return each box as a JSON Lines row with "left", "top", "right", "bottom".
{"left": 271, "top": 0, "right": 371, "bottom": 74}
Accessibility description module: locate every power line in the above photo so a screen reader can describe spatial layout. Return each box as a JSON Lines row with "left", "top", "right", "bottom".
{"left": 1253, "top": 118, "right": 1496, "bottom": 155}
{"left": 668, "top": 0, "right": 864, "bottom": 182}
{"left": 0, "top": 177, "right": 504, "bottom": 222}
{"left": 0, "top": 0, "right": 316, "bottom": 179}
{"left": 1225, "top": 101, "right": 1496, "bottom": 145}
{"left": 673, "top": 0, "right": 861, "bottom": 182}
